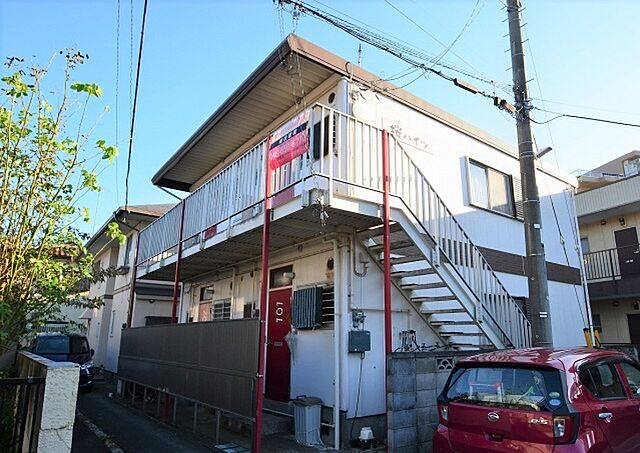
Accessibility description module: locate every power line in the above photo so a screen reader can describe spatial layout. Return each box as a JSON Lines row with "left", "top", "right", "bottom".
{"left": 115, "top": 0, "right": 121, "bottom": 205}
{"left": 278, "top": 0, "right": 500, "bottom": 101}
{"left": 124, "top": 0, "right": 149, "bottom": 209}
{"left": 530, "top": 108, "right": 640, "bottom": 128}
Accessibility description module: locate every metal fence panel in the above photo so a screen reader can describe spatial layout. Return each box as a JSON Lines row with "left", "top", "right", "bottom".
{"left": 118, "top": 319, "right": 259, "bottom": 419}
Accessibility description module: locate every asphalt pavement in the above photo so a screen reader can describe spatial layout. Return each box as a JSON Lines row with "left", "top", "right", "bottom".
{"left": 72, "top": 381, "right": 212, "bottom": 453}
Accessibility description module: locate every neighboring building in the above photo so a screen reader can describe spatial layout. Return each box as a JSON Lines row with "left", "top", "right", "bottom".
{"left": 85, "top": 204, "right": 175, "bottom": 373}
{"left": 576, "top": 151, "right": 640, "bottom": 346}
{"left": 129, "top": 35, "right": 588, "bottom": 444}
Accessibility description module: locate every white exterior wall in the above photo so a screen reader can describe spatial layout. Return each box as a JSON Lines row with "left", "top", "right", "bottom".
{"left": 180, "top": 237, "right": 439, "bottom": 418}
{"left": 351, "top": 83, "right": 588, "bottom": 348}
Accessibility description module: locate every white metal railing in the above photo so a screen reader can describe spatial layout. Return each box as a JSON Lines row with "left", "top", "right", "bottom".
{"left": 309, "top": 105, "right": 531, "bottom": 348}
{"left": 137, "top": 103, "right": 531, "bottom": 347}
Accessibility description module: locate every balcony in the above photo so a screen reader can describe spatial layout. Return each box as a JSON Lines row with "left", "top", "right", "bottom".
{"left": 584, "top": 244, "right": 640, "bottom": 299}
{"left": 136, "top": 103, "right": 388, "bottom": 280}
{"left": 575, "top": 174, "right": 640, "bottom": 222}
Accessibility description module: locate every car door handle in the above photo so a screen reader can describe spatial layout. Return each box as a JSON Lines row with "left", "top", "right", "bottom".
{"left": 598, "top": 412, "right": 613, "bottom": 420}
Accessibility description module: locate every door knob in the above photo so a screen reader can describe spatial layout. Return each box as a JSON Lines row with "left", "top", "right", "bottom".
{"left": 598, "top": 412, "right": 613, "bottom": 422}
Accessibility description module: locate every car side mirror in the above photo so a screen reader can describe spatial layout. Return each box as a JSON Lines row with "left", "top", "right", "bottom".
{"left": 90, "top": 349, "right": 95, "bottom": 357}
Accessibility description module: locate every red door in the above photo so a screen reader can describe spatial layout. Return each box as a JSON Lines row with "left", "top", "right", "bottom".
{"left": 265, "top": 287, "right": 292, "bottom": 402}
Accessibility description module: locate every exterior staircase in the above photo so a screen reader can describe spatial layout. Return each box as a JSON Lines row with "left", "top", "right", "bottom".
{"left": 354, "top": 133, "right": 532, "bottom": 350}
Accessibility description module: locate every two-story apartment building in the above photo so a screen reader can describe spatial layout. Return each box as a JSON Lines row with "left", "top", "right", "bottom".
{"left": 85, "top": 204, "right": 175, "bottom": 373}
{"left": 577, "top": 151, "right": 640, "bottom": 347}
{"left": 124, "top": 35, "right": 589, "bottom": 445}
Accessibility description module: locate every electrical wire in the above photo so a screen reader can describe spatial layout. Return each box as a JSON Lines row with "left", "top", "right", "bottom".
{"left": 349, "top": 352, "right": 365, "bottom": 441}
{"left": 115, "top": 0, "right": 121, "bottom": 205}
{"left": 530, "top": 108, "right": 640, "bottom": 128}
{"left": 124, "top": 0, "right": 148, "bottom": 209}
{"left": 282, "top": 0, "right": 510, "bottom": 92}
{"left": 278, "top": 0, "right": 499, "bottom": 101}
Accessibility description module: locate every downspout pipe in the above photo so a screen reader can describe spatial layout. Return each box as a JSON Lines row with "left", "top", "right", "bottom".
{"left": 126, "top": 234, "right": 141, "bottom": 328}
{"left": 171, "top": 202, "right": 186, "bottom": 323}
{"left": 332, "top": 238, "right": 342, "bottom": 450}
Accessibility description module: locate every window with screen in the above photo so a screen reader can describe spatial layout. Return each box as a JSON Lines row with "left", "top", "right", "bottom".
{"left": 212, "top": 299, "right": 231, "bottom": 320}
{"left": 468, "top": 160, "right": 516, "bottom": 217}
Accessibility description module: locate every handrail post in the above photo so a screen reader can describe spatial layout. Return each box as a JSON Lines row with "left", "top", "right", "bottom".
{"left": 253, "top": 137, "right": 272, "bottom": 453}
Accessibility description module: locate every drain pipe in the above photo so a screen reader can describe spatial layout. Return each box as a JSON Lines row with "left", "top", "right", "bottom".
{"left": 332, "top": 238, "right": 342, "bottom": 450}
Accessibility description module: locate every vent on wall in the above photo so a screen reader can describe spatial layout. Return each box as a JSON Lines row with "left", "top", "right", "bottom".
{"left": 291, "top": 287, "right": 323, "bottom": 329}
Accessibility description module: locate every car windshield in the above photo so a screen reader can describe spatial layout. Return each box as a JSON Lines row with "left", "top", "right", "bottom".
{"left": 445, "top": 366, "right": 564, "bottom": 411}
{"left": 35, "top": 336, "right": 89, "bottom": 354}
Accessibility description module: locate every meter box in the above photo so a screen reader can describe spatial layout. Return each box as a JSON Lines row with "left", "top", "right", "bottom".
{"left": 348, "top": 330, "right": 371, "bottom": 353}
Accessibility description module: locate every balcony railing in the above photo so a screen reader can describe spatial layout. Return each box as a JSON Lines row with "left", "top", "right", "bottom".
{"left": 584, "top": 244, "right": 640, "bottom": 281}
{"left": 137, "top": 102, "right": 531, "bottom": 347}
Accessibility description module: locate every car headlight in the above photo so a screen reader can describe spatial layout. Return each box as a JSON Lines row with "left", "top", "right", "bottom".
{"left": 80, "top": 361, "right": 93, "bottom": 370}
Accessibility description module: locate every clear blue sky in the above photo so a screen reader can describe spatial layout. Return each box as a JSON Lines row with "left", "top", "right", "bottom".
{"left": 2, "top": 0, "right": 639, "bottom": 234}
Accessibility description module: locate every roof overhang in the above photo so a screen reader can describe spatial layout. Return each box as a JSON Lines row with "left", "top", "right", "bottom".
{"left": 153, "top": 34, "right": 576, "bottom": 191}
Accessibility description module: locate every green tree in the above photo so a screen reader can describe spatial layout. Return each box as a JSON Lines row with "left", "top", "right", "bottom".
{"left": 0, "top": 50, "right": 123, "bottom": 355}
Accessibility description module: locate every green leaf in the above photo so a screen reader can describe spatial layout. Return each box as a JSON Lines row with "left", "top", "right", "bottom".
{"left": 106, "top": 222, "right": 126, "bottom": 245}
{"left": 81, "top": 207, "right": 90, "bottom": 223}
{"left": 70, "top": 82, "right": 102, "bottom": 97}
{"left": 96, "top": 139, "right": 118, "bottom": 164}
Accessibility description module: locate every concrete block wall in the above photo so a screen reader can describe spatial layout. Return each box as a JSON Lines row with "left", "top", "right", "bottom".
{"left": 16, "top": 351, "right": 79, "bottom": 452}
{"left": 386, "top": 351, "right": 480, "bottom": 452}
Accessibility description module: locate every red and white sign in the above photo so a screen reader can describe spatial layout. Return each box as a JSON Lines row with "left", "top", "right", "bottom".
{"left": 268, "top": 110, "right": 310, "bottom": 170}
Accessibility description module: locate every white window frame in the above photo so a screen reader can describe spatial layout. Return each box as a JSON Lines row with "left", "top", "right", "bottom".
{"left": 466, "top": 158, "right": 517, "bottom": 218}
{"left": 212, "top": 298, "right": 232, "bottom": 320}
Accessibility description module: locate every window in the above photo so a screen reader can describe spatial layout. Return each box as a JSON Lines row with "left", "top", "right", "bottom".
{"left": 468, "top": 160, "right": 515, "bottom": 217}
{"left": 122, "top": 236, "right": 133, "bottom": 266}
{"left": 212, "top": 299, "right": 231, "bottom": 320}
{"left": 620, "top": 362, "right": 640, "bottom": 398}
{"left": 445, "top": 366, "right": 564, "bottom": 411}
{"left": 579, "top": 362, "right": 626, "bottom": 400}
{"left": 199, "top": 287, "right": 214, "bottom": 301}
{"left": 270, "top": 266, "right": 294, "bottom": 288}
{"left": 580, "top": 237, "right": 590, "bottom": 254}
{"left": 321, "top": 285, "right": 335, "bottom": 326}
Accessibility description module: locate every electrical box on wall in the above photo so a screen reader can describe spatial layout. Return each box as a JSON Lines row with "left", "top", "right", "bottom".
{"left": 348, "top": 330, "right": 371, "bottom": 353}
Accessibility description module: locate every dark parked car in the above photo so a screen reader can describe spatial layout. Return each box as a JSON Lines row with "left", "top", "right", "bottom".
{"left": 433, "top": 348, "right": 640, "bottom": 452}
{"left": 31, "top": 332, "right": 95, "bottom": 392}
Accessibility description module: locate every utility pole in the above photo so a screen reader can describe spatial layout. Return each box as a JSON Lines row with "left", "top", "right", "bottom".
{"left": 506, "top": 0, "right": 553, "bottom": 347}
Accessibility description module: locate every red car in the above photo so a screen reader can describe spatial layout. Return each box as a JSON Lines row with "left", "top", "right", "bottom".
{"left": 433, "top": 348, "right": 640, "bottom": 452}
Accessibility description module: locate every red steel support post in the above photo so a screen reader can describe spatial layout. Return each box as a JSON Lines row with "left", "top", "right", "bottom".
{"left": 164, "top": 201, "right": 186, "bottom": 420}
{"left": 382, "top": 129, "right": 392, "bottom": 353}
{"left": 253, "top": 140, "right": 272, "bottom": 452}
{"left": 126, "top": 235, "right": 141, "bottom": 328}
{"left": 171, "top": 201, "right": 186, "bottom": 323}
{"left": 382, "top": 130, "right": 392, "bottom": 452}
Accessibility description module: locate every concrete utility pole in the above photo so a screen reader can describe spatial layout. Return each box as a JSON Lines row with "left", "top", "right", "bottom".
{"left": 506, "top": 0, "right": 553, "bottom": 347}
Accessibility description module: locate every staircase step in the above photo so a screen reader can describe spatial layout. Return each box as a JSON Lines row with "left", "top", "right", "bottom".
{"left": 439, "top": 331, "right": 484, "bottom": 337}
{"left": 412, "top": 295, "right": 458, "bottom": 303}
{"left": 362, "top": 222, "right": 403, "bottom": 237}
{"left": 402, "top": 282, "right": 447, "bottom": 291}
{"left": 368, "top": 239, "right": 413, "bottom": 252}
{"left": 421, "top": 308, "right": 467, "bottom": 315}
{"left": 391, "top": 268, "right": 436, "bottom": 278}
{"left": 430, "top": 320, "right": 478, "bottom": 326}
{"left": 381, "top": 255, "right": 424, "bottom": 265}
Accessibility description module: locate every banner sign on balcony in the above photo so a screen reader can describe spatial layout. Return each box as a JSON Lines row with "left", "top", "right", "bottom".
{"left": 268, "top": 110, "right": 310, "bottom": 170}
